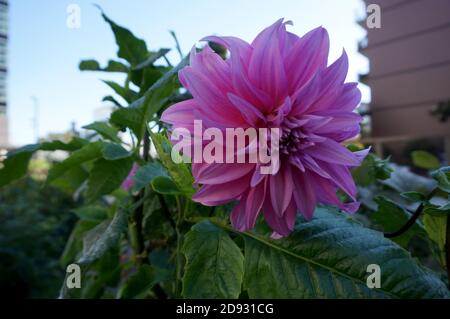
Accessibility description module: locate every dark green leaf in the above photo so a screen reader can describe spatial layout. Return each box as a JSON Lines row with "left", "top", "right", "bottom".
{"left": 133, "top": 48, "right": 171, "bottom": 71}
{"left": 73, "top": 206, "right": 109, "bottom": 222}
{"left": 110, "top": 107, "right": 144, "bottom": 140}
{"left": 401, "top": 191, "right": 426, "bottom": 202}
{"left": 183, "top": 221, "right": 244, "bottom": 298}
{"left": 101, "top": 143, "right": 130, "bottom": 160}
{"left": 101, "top": 12, "right": 148, "bottom": 66}
{"left": 242, "top": 207, "right": 449, "bottom": 298}
{"left": 372, "top": 196, "right": 425, "bottom": 248}
{"left": 133, "top": 161, "right": 168, "bottom": 192}
{"left": 151, "top": 176, "right": 180, "bottom": 195}
{"left": 79, "top": 59, "right": 128, "bottom": 72}
{"left": 86, "top": 157, "right": 133, "bottom": 202}
{"left": 78, "top": 206, "right": 129, "bottom": 265}
{"left": 103, "top": 80, "right": 138, "bottom": 104}
{"left": 47, "top": 141, "right": 104, "bottom": 183}
{"left": 83, "top": 121, "right": 122, "bottom": 144}
{"left": 1, "top": 139, "right": 87, "bottom": 187}
{"left": 118, "top": 265, "right": 161, "bottom": 299}
{"left": 102, "top": 95, "right": 124, "bottom": 108}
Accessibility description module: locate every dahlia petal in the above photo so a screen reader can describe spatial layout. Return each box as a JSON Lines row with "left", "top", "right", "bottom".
{"left": 161, "top": 99, "right": 196, "bottom": 131}
{"left": 307, "top": 139, "right": 360, "bottom": 166}
{"left": 292, "top": 170, "right": 316, "bottom": 220}
{"left": 315, "top": 112, "right": 362, "bottom": 134}
{"left": 263, "top": 200, "right": 289, "bottom": 236}
{"left": 227, "top": 93, "right": 265, "bottom": 126}
{"left": 179, "top": 67, "right": 245, "bottom": 126}
{"left": 248, "top": 19, "right": 288, "bottom": 105}
{"left": 195, "top": 163, "right": 255, "bottom": 184}
{"left": 230, "top": 179, "right": 266, "bottom": 231}
{"left": 285, "top": 26, "right": 329, "bottom": 93}
{"left": 316, "top": 160, "right": 357, "bottom": 200}
{"left": 192, "top": 173, "right": 252, "bottom": 206}
{"left": 312, "top": 174, "right": 360, "bottom": 214}
{"left": 269, "top": 164, "right": 293, "bottom": 216}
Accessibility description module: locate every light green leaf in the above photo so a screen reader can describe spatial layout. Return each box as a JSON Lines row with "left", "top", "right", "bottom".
{"left": 241, "top": 207, "right": 449, "bottom": 298}
{"left": 182, "top": 221, "right": 244, "bottom": 298}
{"left": 149, "top": 132, "right": 194, "bottom": 196}
{"left": 423, "top": 214, "right": 447, "bottom": 266}
{"left": 86, "top": 157, "right": 133, "bottom": 202}
{"left": 412, "top": 150, "right": 440, "bottom": 170}
{"left": 431, "top": 167, "right": 450, "bottom": 193}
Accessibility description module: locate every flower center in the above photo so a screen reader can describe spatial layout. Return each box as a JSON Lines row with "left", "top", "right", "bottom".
{"left": 279, "top": 127, "right": 314, "bottom": 155}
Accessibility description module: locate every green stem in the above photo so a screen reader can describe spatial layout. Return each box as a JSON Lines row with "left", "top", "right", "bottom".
{"left": 175, "top": 196, "right": 184, "bottom": 298}
{"left": 384, "top": 187, "right": 439, "bottom": 238}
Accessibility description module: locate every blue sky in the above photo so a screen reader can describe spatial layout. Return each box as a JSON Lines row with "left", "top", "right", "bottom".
{"left": 8, "top": 0, "right": 368, "bottom": 146}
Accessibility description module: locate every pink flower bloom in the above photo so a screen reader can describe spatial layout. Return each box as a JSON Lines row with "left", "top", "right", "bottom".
{"left": 122, "top": 163, "right": 139, "bottom": 191}
{"left": 162, "top": 19, "right": 368, "bottom": 237}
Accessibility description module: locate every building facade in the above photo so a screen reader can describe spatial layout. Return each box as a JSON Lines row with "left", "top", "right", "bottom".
{"left": 0, "top": 0, "right": 8, "bottom": 147}
{"left": 360, "top": 0, "right": 450, "bottom": 161}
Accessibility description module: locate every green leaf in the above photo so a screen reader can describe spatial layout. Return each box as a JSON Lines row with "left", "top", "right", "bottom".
{"left": 1, "top": 139, "right": 87, "bottom": 187}
{"left": 241, "top": 207, "right": 449, "bottom": 298}
{"left": 151, "top": 176, "right": 180, "bottom": 195}
{"left": 182, "top": 221, "right": 244, "bottom": 298}
{"left": 423, "top": 214, "right": 447, "bottom": 266}
{"left": 83, "top": 121, "right": 122, "bottom": 144}
{"left": 0, "top": 144, "right": 39, "bottom": 187}
{"left": 78, "top": 206, "right": 129, "bottom": 265}
{"left": 103, "top": 80, "right": 138, "bottom": 104}
{"left": 110, "top": 107, "right": 144, "bottom": 140}
{"left": 431, "top": 167, "right": 450, "bottom": 193}
{"left": 118, "top": 265, "right": 161, "bottom": 299}
{"left": 103, "top": 95, "right": 124, "bottom": 108}
{"left": 133, "top": 48, "right": 171, "bottom": 71}
{"left": 72, "top": 206, "right": 108, "bottom": 222}
{"left": 101, "top": 12, "right": 148, "bottom": 66}
{"left": 132, "top": 161, "right": 168, "bottom": 192}
{"left": 352, "top": 153, "right": 392, "bottom": 186}
{"left": 412, "top": 150, "right": 440, "bottom": 170}
{"left": 109, "top": 56, "right": 188, "bottom": 141}
{"left": 47, "top": 141, "right": 104, "bottom": 183}
{"left": 372, "top": 196, "right": 425, "bottom": 248}
{"left": 400, "top": 191, "right": 426, "bottom": 202}
{"left": 149, "top": 132, "right": 194, "bottom": 196}
{"left": 79, "top": 59, "right": 128, "bottom": 73}
{"left": 101, "top": 143, "right": 130, "bottom": 160}
{"left": 86, "top": 157, "right": 133, "bottom": 202}
{"left": 60, "top": 220, "right": 100, "bottom": 266}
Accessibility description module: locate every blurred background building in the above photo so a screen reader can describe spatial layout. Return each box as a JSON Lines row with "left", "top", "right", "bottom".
{"left": 359, "top": 0, "right": 450, "bottom": 163}
{"left": 0, "top": 0, "right": 8, "bottom": 148}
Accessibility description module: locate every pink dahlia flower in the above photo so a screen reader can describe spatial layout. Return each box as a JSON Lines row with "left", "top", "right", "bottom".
{"left": 122, "top": 163, "right": 139, "bottom": 191}
{"left": 162, "top": 19, "right": 368, "bottom": 237}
